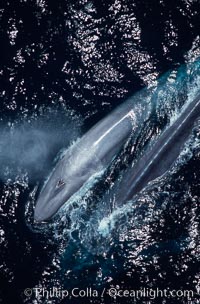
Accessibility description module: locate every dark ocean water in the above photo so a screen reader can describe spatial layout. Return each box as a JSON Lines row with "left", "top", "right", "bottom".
{"left": 0, "top": 1, "right": 200, "bottom": 304}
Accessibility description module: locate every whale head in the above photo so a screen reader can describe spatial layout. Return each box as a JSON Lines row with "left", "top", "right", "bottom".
{"left": 34, "top": 147, "right": 101, "bottom": 222}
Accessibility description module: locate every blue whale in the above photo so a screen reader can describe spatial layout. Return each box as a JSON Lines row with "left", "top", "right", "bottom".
{"left": 34, "top": 91, "right": 148, "bottom": 222}
{"left": 114, "top": 91, "right": 200, "bottom": 204}
{"left": 34, "top": 85, "right": 200, "bottom": 222}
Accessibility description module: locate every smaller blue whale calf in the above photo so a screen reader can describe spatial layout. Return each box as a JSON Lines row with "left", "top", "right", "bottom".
{"left": 114, "top": 91, "right": 200, "bottom": 204}
{"left": 34, "top": 94, "right": 145, "bottom": 222}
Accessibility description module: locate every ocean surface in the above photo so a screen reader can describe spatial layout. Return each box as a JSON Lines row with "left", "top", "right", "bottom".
{"left": 0, "top": 1, "right": 200, "bottom": 304}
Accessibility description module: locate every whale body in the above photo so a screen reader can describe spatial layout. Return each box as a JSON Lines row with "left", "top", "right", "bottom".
{"left": 114, "top": 92, "right": 200, "bottom": 204}
{"left": 34, "top": 83, "right": 200, "bottom": 222}
{"left": 34, "top": 91, "right": 148, "bottom": 222}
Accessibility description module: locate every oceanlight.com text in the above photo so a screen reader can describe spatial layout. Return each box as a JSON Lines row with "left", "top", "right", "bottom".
{"left": 24, "top": 286, "right": 198, "bottom": 301}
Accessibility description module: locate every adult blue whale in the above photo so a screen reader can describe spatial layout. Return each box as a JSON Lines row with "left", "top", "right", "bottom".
{"left": 34, "top": 88, "right": 200, "bottom": 222}
{"left": 114, "top": 91, "right": 200, "bottom": 205}
{"left": 34, "top": 91, "right": 148, "bottom": 222}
